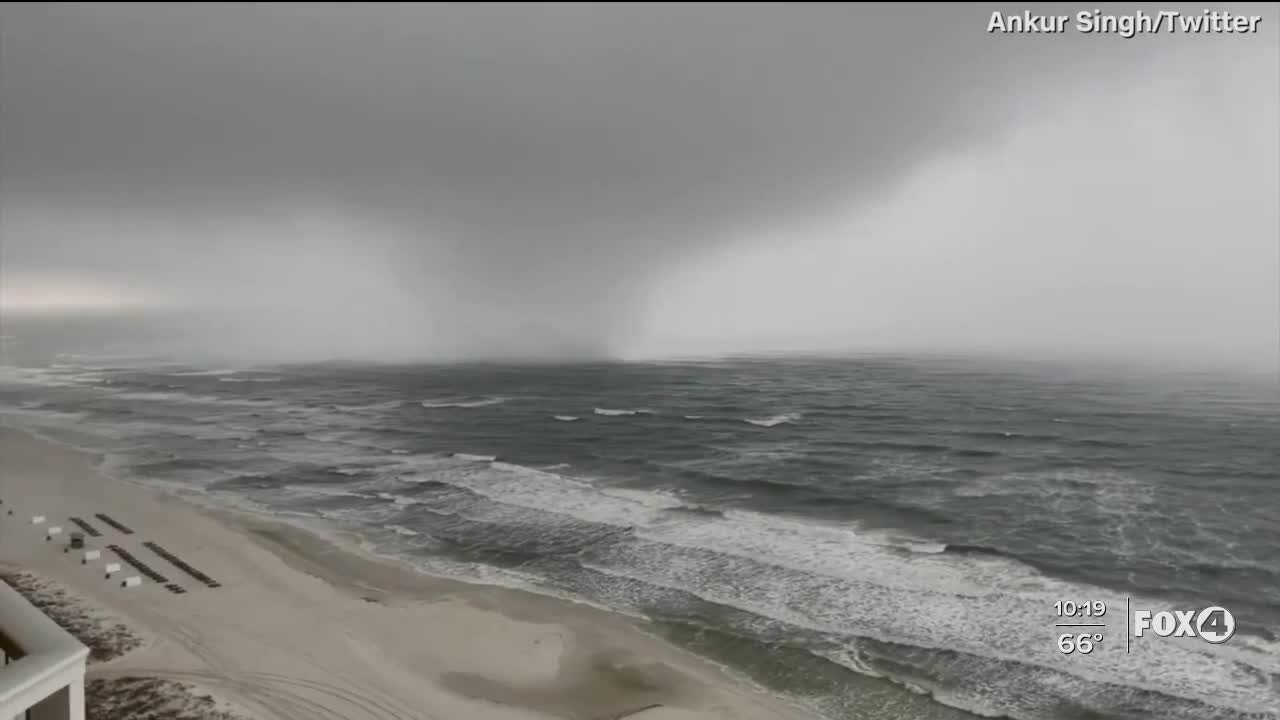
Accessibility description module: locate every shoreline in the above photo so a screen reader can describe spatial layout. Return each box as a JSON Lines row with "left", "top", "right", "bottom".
{"left": 0, "top": 425, "right": 820, "bottom": 720}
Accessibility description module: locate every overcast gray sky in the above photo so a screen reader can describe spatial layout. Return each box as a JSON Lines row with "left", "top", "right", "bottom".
{"left": 1, "top": 3, "right": 1276, "bottom": 369}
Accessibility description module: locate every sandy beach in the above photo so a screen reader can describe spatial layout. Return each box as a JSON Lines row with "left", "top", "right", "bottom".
{"left": 0, "top": 427, "right": 814, "bottom": 720}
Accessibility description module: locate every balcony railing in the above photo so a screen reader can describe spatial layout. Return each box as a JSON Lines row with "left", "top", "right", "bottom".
{"left": 0, "top": 583, "right": 89, "bottom": 720}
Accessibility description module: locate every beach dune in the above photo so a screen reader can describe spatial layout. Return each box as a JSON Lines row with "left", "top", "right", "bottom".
{"left": 0, "top": 428, "right": 812, "bottom": 720}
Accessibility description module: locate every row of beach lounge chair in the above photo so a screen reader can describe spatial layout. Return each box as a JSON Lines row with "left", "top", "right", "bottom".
{"left": 7, "top": 499, "right": 223, "bottom": 596}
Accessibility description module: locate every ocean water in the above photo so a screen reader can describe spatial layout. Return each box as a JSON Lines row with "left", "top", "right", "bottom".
{"left": 1, "top": 347, "right": 1277, "bottom": 719}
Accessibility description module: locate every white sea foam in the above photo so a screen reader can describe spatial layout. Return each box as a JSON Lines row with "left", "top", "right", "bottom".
{"left": 594, "top": 408, "right": 637, "bottom": 416}
{"left": 744, "top": 413, "right": 801, "bottom": 428}
{"left": 106, "top": 389, "right": 285, "bottom": 409}
{"left": 553, "top": 415, "right": 580, "bottom": 422}
{"left": 579, "top": 540, "right": 1270, "bottom": 715}
{"left": 450, "top": 453, "right": 497, "bottom": 463}
{"left": 282, "top": 485, "right": 371, "bottom": 501}
{"left": 168, "top": 369, "right": 242, "bottom": 377}
{"left": 0, "top": 365, "right": 106, "bottom": 388}
{"left": 813, "top": 647, "right": 885, "bottom": 679}
{"left": 374, "top": 492, "right": 420, "bottom": 507}
{"left": 116, "top": 420, "right": 254, "bottom": 442}
{"left": 419, "top": 461, "right": 673, "bottom": 528}
{"left": 421, "top": 397, "right": 505, "bottom": 409}
{"left": 332, "top": 400, "right": 403, "bottom": 412}
{"left": 598, "top": 486, "right": 686, "bottom": 511}
{"left": 366, "top": 452, "right": 1279, "bottom": 715}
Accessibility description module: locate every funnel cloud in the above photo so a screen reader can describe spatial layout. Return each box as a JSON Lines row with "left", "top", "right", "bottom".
{"left": 1, "top": 3, "right": 1276, "bottom": 369}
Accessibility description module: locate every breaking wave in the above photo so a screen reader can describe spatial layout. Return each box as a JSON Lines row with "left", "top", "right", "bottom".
{"left": 448, "top": 452, "right": 497, "bottom": 462}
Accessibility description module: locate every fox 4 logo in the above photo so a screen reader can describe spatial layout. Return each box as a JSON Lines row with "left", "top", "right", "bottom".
{"left": 1133, "top": 606, "right": 1235, "bottom": 644}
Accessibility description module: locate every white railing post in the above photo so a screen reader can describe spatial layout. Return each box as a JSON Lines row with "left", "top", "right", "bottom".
{"left": 67, "top": 675, "right": 84, "bottom": 720}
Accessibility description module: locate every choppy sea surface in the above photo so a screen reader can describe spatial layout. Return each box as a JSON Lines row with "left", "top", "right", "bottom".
{"left": 1, "top": 345, "right": 1277, "bottom": 719}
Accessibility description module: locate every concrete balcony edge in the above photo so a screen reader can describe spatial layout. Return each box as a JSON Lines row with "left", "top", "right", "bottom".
{"left": 0, "top": 581, "right": 91, "bottom": 715}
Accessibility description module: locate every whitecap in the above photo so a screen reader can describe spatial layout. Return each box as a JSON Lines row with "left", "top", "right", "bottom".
{"left": 421, "top": 397, "right": 505, "bottom": 409}
{"left": 744, "top": 413, "right": 801, "bottom": 428}
{"left": 449, "top": 452, "right": 497, "bottom": 463}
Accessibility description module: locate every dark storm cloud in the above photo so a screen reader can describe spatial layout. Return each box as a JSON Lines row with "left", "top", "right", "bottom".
{"left": 1, "top": 3, "right": 1275, "bottom": 362}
